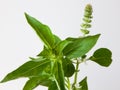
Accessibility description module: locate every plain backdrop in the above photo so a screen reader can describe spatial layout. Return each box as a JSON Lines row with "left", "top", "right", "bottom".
{"left": 0, "top": 0, "right": 120, "bottom": 90}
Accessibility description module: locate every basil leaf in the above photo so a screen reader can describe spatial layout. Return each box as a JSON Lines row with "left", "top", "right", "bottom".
{"left": 23, "top": 74, "right": 51, "bottom": 90}
{"left": 37, "top": 35, "right": 61, "bottom": 57}
{"left": 90, "top": 48, "right": 112, "bottom": 67}
{"left": 53, "top": 35, "right": 61, "bottom": 46}
{"left": 37, "top": 46, "right": 51, "bottom": 58}
{"left": 25, "top": 13, "right": 55, "bottom": 49}
{"left": 63, "top": 58, "right": 75, "bottom": 77}
{"left": 1, "top": 57, "right": 50, "bottom": 83}
{"left": 79, "top": 77, "right": 88, "bottom": 90}
{"left": 55, "top": 40, "right": 71, "bottom": 55}
{"left": 63, "top": 34, "right": 100, "bottom": 59}
{"left": 48, "top": 81, "right": 58, "bottom": 90}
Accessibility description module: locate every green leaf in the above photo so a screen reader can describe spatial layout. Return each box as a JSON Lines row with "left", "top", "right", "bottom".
{"left": 63, "top": 58, "right": 75, "bottom": 77}
{"left": 90, "top": 48, "right": 112, "bottom": 67}
{"left": 63, "top": 34, "right": 100, "bottom": 59}
{"left": 54, "top": 35, "right": 61, "bottom": 46}
{"left": 37, "top": 46, "right": 51, "bottom": 58}
{"left": 55, "top": 40, "right": 71, "bottom": 55}
{"left": 0, "top": 57, "right": 50, "bottom": 83}
{"left": 25, "top": 13, "right": 55, "bottom": 49}
{"left": 81, "top": 29, "right": 90, "bottom": 35}
{"left": 37, "top": 35, "right": 61, "bottom": 57}
{"left": 79, "top": 77, "right": 88, "bottom": 90}
{"left": 64, "top": 63, "right": 75, "bottom": 77}
{"left": 48, "top": 81, "right": 58, "bottom": 90}
{"left": 23, "top": 74, "right": 51, "bottom": 90}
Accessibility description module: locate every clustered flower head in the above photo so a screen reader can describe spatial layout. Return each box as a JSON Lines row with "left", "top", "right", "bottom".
{"left": 81, "top": 4, "right": 93, "bottom": 35}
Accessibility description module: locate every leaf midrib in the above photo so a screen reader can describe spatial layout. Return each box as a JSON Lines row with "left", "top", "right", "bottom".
{"left": 20, "top": 60, "right": 50, "bottom": 77}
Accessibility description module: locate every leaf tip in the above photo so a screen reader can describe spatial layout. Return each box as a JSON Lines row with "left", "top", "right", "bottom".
{"left": 24, "top": 12, "right": 29, "bottom": 19}
{"left": 0, "top": 77, "right": 7, "bottom": 83}
{"left": 24, "top": 12, "right": 28, "bottom": 16}
{"left": 97, "top": 33, "right": 101, "bottom": 37}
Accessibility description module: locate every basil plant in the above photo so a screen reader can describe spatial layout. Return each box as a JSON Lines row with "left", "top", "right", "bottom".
{"left": 0, "top": 4, "right": 112, "bottom": 90}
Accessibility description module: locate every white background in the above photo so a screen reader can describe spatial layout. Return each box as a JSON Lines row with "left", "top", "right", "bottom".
{"left": 0, "top": 0, "right": 120, "bottom": 90}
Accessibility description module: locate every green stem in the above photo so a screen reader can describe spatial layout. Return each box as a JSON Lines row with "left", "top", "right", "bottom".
{"left": 54, "top": 75, "right": 61, "bottom": 90}
{"left": 57, "top": 60, "right": 66, "bottom": 90}
{"left": 67, "top": 77, "right": 71, "bottom": 90}
{"left": 73, "top": 60, "right": 80, "bottom": 87}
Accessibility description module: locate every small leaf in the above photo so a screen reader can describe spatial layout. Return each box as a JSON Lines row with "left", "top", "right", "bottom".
{"left": 79, "top": 77, "right": 88, "bottom": 90}
{"left": 63, "top": 34, "right": 100, "bottom": 59}
{"left": 0, "top": 57, "right": 50, "bottom": 83}
{"left": 25, "top": 13, "right": 55, "bottom": 49}
{"left": 64, "top": 63, "right": 75, "bottom": 77}
{"left": 81, "top": 29, "right": 90, "bottom": 34}
{"left": 90, "top": 48, "right": 112, "bottom": 67}
{"left": 23, "top": 74, "right": 51, "bottom": 90}
{"left": 81, "top": 23, "right": 91, "bottom": 28}
{"left": 37, "top": 46, "right": 51, "bottom": 58}
{"left": 83, "top": 18, "right": 91, "bottom": 23}
{"left": 63, "top": 58, "right": 75, "bottom": 77}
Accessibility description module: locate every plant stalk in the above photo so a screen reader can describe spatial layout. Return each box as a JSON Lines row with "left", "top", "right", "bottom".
{"left": 54, "top": 75, "right": 61, "bottom": 90}
{"left": 73, "top": 60, "right": 80, "bottom": 88}
{"left": 67, "top": 77, "right": 71, "bottom": 90}
{"left": 55, "top": 59, "right": 66, "bottom": 90}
